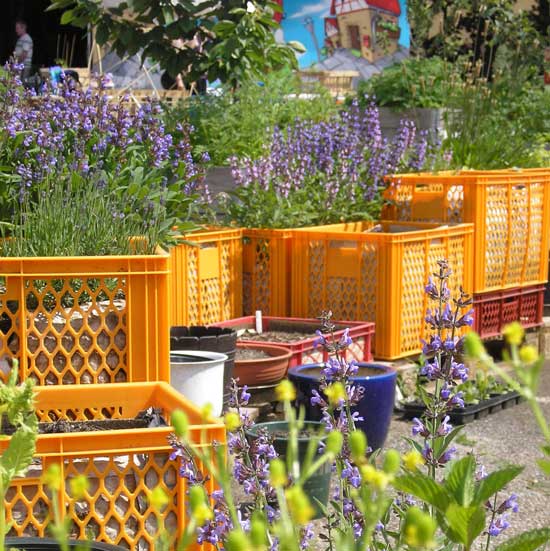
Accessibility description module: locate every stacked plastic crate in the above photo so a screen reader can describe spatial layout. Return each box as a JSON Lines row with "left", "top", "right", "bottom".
{"left": 0, "top": 250, "right": 224, "bottom": 548}
{"left": 383, "top": 169, "right": 550, "bottom": 339}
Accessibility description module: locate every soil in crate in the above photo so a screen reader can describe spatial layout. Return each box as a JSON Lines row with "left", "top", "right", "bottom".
{"left": 239, "top": 330, "right": 314, "bottom": 343}
{"left": 1, "top": 408, "right": 167, "bottom": 435}
{"left": 296, "top": 365, "right": 385, "bottom": 378}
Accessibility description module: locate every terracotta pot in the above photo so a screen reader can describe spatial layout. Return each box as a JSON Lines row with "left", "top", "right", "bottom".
{"left": 234, "top": 343, "right": 292, "bottom": 386}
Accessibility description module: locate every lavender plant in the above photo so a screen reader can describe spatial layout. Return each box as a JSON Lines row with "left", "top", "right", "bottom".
{"left": 223, "top": 99, "right": 447, "bottom": 228}
{"left": 0, "top": 64, "right": 208, "bottom": 254}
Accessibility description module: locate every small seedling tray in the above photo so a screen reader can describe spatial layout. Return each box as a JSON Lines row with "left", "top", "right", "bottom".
{"left": 397, "top": 391, "right": 523, "bottom": 424}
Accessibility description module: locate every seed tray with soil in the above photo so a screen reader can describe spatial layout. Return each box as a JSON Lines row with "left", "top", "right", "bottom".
{"left": 396, "top": 391, "right": 523, "bottom": 424}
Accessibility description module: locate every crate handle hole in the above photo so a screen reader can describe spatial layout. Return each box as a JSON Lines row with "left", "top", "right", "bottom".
{"left": 329, "top": 240, "right": 358, "bottom": 250}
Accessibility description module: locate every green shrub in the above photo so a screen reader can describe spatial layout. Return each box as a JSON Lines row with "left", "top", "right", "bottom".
{"left": 167, "top": 68, "right": 338, "bottom": 166}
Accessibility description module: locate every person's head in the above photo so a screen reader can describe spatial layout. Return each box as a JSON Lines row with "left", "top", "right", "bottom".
{"left": 15, "top": 19, "right": 27, "bottom": 37}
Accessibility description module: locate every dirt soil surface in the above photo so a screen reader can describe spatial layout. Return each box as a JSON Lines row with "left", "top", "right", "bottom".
{"left": 236, "top": 348, "right": 273, "bottom": 361}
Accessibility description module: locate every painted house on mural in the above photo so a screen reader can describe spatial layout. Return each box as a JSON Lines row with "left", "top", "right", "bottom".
{"left": 324, "top": 0, "right": 401, "bottom": 63}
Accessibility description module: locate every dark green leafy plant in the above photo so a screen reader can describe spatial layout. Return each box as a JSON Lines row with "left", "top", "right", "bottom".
{"left": 443, "top": 65, "right": 550, "bottom": 169}
{"left": 49, "top": 0, "right": 304, "bottom": 89}
{"left": 356, "top": 56, "right": 453, "bottom": 109}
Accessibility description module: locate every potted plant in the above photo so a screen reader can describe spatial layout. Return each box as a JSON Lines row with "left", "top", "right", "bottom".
{"left": 234, "top": 343, "right": 292, "bottom": 386}
{"left": 356, "top": 56, "right": 452, "bottom": 139}
{"left": 0, "top": 65, "right": 208, "bottom": 387}
{"left": 224, "top": 101, "right": 442, "bottom": 317}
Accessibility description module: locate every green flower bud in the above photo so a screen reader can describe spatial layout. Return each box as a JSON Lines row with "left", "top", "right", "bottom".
{"left": 249, "top": 512, "right": 268, "bottom": 549}
{"left": 171, "top": 409, "right": 189, "bottom": 438}
{"left": 404, "top": 506, "right": 436, "bottom": 548}
{"left": 269, "top": 458, "right": 287, "bottom": 487}
{"left": 383, "top": 449, "right": 401, "bottom": 474}
{"left": 189, "top": 485, "right": 208, "bottom": 513}
{"left": 503, "top": 322, "right": 524, "bottom": 346}
{"left": 463, "top": 332, "right": 486, "bottom": 360}
{"left": 225, "top": 530, "right": 251, "bottom": 551}
{"left": 325, "top": 430, "right": 344, "bottom": 456}
{"left": 349, "top": 430, "right": 367, "bottom": 462}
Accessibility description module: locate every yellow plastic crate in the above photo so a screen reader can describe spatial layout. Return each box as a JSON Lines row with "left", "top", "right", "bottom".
{"left": 0, "top": 250, "right": 169, "bottom": 384}
{"left": 384, "top": 169, "right": 550, "bottom": 294}
{"left": 168, "top": 228, "right": 243, "bottom": 325}
{"left": 3, "top": 382, "right": 225, "bottom": 549}
{"left": 243, "top": 229, "right": 293, "bottom": 317}
{"left": 290, "top": 221, "right": 474, "bottom": 360}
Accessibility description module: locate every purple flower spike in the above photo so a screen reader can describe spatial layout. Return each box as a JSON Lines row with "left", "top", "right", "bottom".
{"left": 489, "top": 513, "right": 511, "bottom": 537}
{"left": 412, "top": 417, "right": 429, "bottom": 437}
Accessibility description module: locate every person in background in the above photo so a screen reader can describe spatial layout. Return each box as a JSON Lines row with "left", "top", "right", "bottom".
{"left": 14, "top": 19, "right": 33, "bottom": 79}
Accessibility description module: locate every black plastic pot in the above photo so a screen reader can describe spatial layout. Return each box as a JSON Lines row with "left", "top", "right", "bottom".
{"left": 246, "top": 420, "right": 330, "bottom": 519}
{"left": 397, "top": 391, "right": 523, "bottom": 425}
{"left": 170, "top": 326, "right": 237, "bottom": 409}
{"left": 4, "top": 537, "right": 125, "bottom": 550}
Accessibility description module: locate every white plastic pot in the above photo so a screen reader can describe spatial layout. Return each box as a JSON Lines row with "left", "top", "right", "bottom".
{"left": 170, "top": 350, "right": 228, "bottom": 417}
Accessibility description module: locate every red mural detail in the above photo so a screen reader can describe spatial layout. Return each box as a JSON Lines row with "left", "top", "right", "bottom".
{"left": 273, "top": 0, "right": 284, "bottom": 23}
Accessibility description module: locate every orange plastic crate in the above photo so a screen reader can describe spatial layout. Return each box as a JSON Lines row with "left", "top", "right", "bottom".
{"left": 168, "top": 228, "right": 243, "bottom": 325}
{"left": 3, "top": 382, "right": 225, "bottom": 549}
{"left": 384, "top": 169, "right": 550, "bottom": 294}
{"left": 290, "top": 221, "right": 474, "bottom": 360}
{"left": 243, "top": 229, "right": 293, "bottom": 316}
{"left": 0, "top": 250, "right": 170, "bottom": 384}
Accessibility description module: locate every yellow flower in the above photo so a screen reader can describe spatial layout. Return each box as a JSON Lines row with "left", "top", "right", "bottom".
{"left": 285, "top": 486, "right": 314, "bottom": 525}
{"left": 42, "top": 463, "right": 62, "bottom": 492}
{"left": 359, "top": 464, "right": 391, "bottom": 490}
{"left": 69, "top": 475, "right": 89, "bottom": 500}
{"left": 463, "top": 332, "right": 486, "bottom": 360}
{"left": 503, "top": 322, "right": 524, "bottom": 346}
{"left": 349, "top": 430, "right": 367, "bottom": 462}
{"left": 402, "top": 450, "right": 425, "bottom": 472}
{"left": 275, "top": 380, "right": 296, "bottom": 402}
{"left": 325, "top": 430, "right": 344, "bottom": 456}
{"left": 324, "top": 382, "right": 346, "bottom": 407}
{"left": 224, "top": 411, "right": 241, "bottom": 432}
{"left": 519, "top": 344, "right": 539, "bottom": 364}
{"left": 269, "top": 458, "right": 287, "bottom": 488}
{"left": 148, "top": 486, "right": 170, "bottom": 512}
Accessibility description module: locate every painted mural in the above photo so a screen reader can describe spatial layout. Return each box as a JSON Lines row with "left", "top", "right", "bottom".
{"left": 278, "top": 0, "right": 410, "bottom": 73}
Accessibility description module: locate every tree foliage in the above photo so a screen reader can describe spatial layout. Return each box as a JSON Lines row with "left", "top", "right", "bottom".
{"left": 48, "top": 0, "right": 304, "bottom": 88}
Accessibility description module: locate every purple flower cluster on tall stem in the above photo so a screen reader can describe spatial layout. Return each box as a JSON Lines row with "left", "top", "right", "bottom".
{"left": 413, "top": 260, "right": 474, "bottom": 473}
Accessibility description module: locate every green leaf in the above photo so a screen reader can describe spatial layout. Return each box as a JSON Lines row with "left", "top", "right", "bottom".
{"left": 493, "top": 528, "right": 550, "bottom": 551}
{"left": 445, "top": 455, "right": 476, "bottom": 506}
{"left": 0, "top": 426, "right": 37, "bottom": 488}
{"left": 393, "top": 473, "right": 450, "bottom": 511}
{"left": 537, "top": 458, "right": 550, "bottom": 475}
{"left": 473, "top": 465, "right": 523, "bottom": 505}
{"left": 60, "top": 9, "right": 74, "bottom": 25}
{"left": 444, "top": 503, "right": 485, "bottom": 547}
{"left": 213, "top": 20, "right": 236, "bottom": 35}
{"left": 287, "top": 40, "right": 306, "bottom": 53}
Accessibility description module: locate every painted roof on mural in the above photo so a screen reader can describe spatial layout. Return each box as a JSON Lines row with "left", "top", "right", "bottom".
{"left": 330, "top": 0, "right": 401, "bottom": 16}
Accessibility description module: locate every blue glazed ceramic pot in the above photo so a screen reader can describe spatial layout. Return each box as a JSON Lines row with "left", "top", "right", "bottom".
{"left": 288, "top": 363, "right": 397, "bottom": 450}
